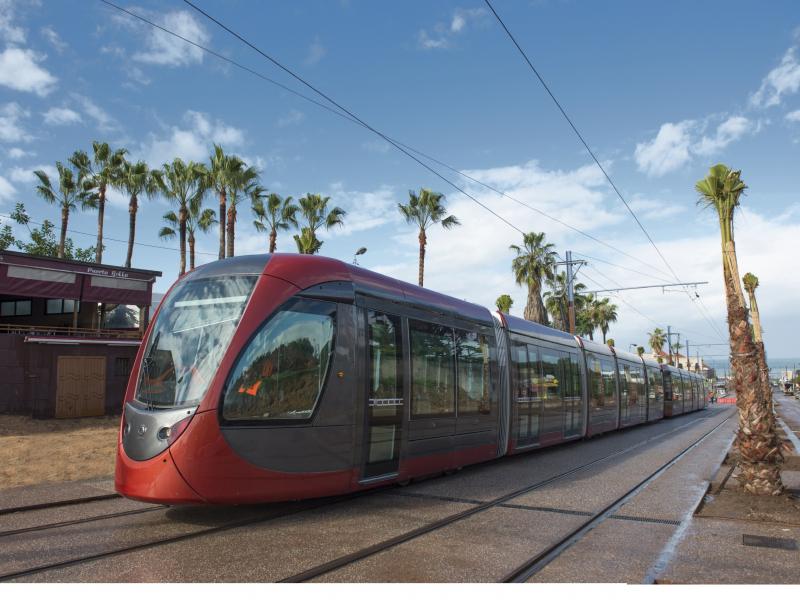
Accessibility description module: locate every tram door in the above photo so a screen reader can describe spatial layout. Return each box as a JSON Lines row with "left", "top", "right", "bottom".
{"left": 512, "top": 341, "right": 542, "bottom": 448}
{"left": 362, "top": 310, "right": 404, "bottom": 480}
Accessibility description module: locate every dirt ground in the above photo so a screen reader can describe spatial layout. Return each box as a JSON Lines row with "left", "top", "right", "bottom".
{"left": 0, "top": 415, "right": 120, "bottom": 490}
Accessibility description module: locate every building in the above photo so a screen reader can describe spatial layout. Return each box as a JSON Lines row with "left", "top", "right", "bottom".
{"left": 0, "top": 250, "right": 162, "bottom": 418}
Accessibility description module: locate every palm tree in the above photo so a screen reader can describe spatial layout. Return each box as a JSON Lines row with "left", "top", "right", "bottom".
{"left": 207, "top": 145, "right": 240, "bottom": 260}
{"left": 637, "top": 346, "right": 645, "bottom": 357}
{"left": 648, "top": 327, "right": 667, "bottom": 357}
{"left": 495, "top": 294, "right": 513, "bottom": 314}
{"left": 252, "top": 190, "right": 298, "bottom": 252}
{"left": 34, "top": 162, "right": 94, "bottom": 259}
{"left": 398, "top": 188, "right": 460, "bottom": 287}
{"left": 156, "top": 158, "right": 207, "bottom": 275}
{"left": 510, "top": 231, "right": 557, "bottom": 324}
{"left": 544, "top": 271, "right": 588, "bottom": 332}
{"left": 293, "top": 193, "right": 346, "bottom": 255}
{"left": 743, "top": 272, "right": 773, "bottom": 413}
{"left": 696, "top": 163, "right": 782, "bottom": 495}
{"left": 159, "top": 193, "right": 217, "bottom": 271}
{"left": 117, "top": 160, "right": 159, "bottom": 268}
{"left": 576, "top": 293, "right": 596, "bottom": 339}
{"left": 70, "top": 142, "right": 127, "bottom": 263}
{"left": 224, "top": 163, "right": 259, "bottom": 258}
{"left": 594, "top": 297, "right": 618, "bottom": 343}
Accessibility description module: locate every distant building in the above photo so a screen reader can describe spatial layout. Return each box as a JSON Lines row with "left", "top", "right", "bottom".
{"left": 0, "top": 250, "right": 162, "bottom": 418}
{"left": 641, "top": 349, "right": 714, "bottom": 378}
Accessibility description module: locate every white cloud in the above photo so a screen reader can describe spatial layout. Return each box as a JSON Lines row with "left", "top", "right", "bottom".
{"left": 634, "top": 120, "right": 694, "bottom": 177}
{"left": 133, "top": 10, "right": 209, "bottom": 67}
{"left": 276, "top": 109, "right": 305, "bottom": 128}
{"left": 694, "top": 116, "right": 753, "bottom": 156}
{"left": 7, "top": 147, "right": 34, "bottom": 159}
{"left": 40, "top": 26, "right": 66, "bottom": 53}
{"left": 628, "top": 195, "right": 686, "bottom": 220}
{"left": 324, "top": 182, "right": 399, "bottom": 237}
{"left": 304, "top": 37, "right": 326, "bottom": 66}
{"left": 141, "top": 110, "right": 245, "bottom": 167}
{"left": 0, "top": 102, "right": 31, "bottom": 143}
{"left": 418, "top": 7, "right": 487, "bottom": 50}
{"left": 0, "top": 0, "right": 26, "bottom": 44}
{"left": 70, "top": 94, "right": 117, "bottom": 132}
{"left": 750, "top": 46, "right": 800, "bottom": 108}
{"left": 8, "top": 163, "right": 56, "bottom": 184}
{"left": 786, "top": 109, "right": 800, "bottom": 122}
{"left": 42, "top": 106, "right": 81, "bottom": 126}
{"left": 0, "top": 47, "right": 57, "bottom": 96}
{"left": 0, "top": 175, "right": 16, "bottom": 203}
{"left": 635, "top": 116, "right": 756, "bottom": 176}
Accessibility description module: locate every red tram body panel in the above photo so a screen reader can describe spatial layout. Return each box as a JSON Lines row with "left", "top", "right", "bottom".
{"left": 116, "top": 254, "right": 706, "bottom": 505}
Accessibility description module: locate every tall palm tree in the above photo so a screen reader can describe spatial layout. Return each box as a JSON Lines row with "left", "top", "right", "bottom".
{"left": 34, "top": 162, "right": 94, "bottom": 259}
{"left": 743, "top": 272, "right": 773, "bottom": 412}
{"left": 207, "top": 145, "right": 240, "bottom": 260}
{"left": 544, "top": 271, "right": 587, "bottom": 332}
{"left": 648, "top": 327, "right": 667, "bottom": 357}
{"left": 696, "top": 163, "right": 782, "bottom": 495}
{"left": 293, "top": 193, "right": 346, "bottom": 255}
{"left": 117, "top": 160, "right": 159, "bottom": 268}
{"left": 495, "top": 294, "right": 513, "bottom": 314}
{"left": 398, "top": 188, "right": 460, "bottom": 287}
{"left": 159, "top": 193, "right": 217, "bottom": 271}
{"left": 225, "top": 163, "right": 259, "bottom": 258}
{"left": 70, "top": 142, "right": 127, "bottom": 263}
{"left": 576, "top": 294, "right": 596, "bottom": 339}
{"left": 510, "top": 231, "right": 557, "bottom": 324}
{"left": 252, "top": 190, "right": 298, "bottom": 252}
{"left": 156, "top": 158, "right": 207, "bottom": 275}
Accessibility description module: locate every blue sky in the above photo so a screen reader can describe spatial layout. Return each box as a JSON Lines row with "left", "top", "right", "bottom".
{"left": 1, "top": 0, "right": 799, "bottom": 357}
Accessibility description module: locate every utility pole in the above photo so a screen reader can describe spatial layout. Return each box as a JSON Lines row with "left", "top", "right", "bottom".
{"left": 554, "top": 251, "right": 585, "bottom": 336}
{"left": 686, "top": 339, "right": 690, "bottom": 369}
{"left": 667, "top": 325, "right": 673, "bottom": 364}
{"left": 676, "top": 333, "right": 681, "bottom": 367}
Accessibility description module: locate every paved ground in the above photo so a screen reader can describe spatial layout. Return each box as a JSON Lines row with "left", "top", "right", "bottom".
{"left": 0, "top": 406, "right": 743, "bottom": 583}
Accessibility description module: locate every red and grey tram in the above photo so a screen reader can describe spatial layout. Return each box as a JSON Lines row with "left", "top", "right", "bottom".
{"left": 116, "top": 254, "right": 706, "bottom": 505}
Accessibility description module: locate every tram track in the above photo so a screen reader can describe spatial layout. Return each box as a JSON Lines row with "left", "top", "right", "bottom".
{"left": 0, "top": 408, "right": 729, "bottom": 583}
{"left": 279, "top": 409, "right": 732, "bottom": 582}
{"left": 0, "top": 493, "right": 120, "bottom": 517}
{"left": 0, "top": 505, "right": 167, "bottom": 539}
{"left": 501, "top": 413, "right": 732, "bottom": 582}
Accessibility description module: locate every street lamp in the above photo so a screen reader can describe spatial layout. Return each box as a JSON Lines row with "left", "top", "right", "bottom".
{"left": 353, "top": 247, "right": 367, "bottom": 265}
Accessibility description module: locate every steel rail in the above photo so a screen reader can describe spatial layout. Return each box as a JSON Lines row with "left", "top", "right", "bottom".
{"left": 280, "top": 409, "right": 731, "bottom": 582}
{"left": 0, "top": 493, "right": 121, "bottom": 517}
{"left": 501, "top": 414, "right": 732, "bottom": 582}
{"left": 0, "top": 506, "right": 166, "bottom": 539}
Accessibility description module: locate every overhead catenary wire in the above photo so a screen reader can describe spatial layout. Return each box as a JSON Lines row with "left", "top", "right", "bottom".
{"left": 483, "top": 0, "right": 729, "bottom": 341}
{"left": 98, "top": 0, "right": 679, "bottom": 281}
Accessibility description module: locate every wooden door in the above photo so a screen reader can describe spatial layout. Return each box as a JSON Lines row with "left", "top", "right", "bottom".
{"left": 55, "top": 356, "right": 106, "bottom": 418}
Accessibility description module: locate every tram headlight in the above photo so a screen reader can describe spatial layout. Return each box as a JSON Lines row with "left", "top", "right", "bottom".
{"left": 156, "top": 414, "right": 192, "bottom": 447}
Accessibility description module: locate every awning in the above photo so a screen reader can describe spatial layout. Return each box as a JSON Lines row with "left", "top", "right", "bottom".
{"left": 0, "top": 250, "right": 162, "bottom": 306}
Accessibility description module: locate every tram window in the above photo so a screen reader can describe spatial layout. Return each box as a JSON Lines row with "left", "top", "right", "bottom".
{"left": 601, "top": 359, "right": 616, "bottom": 405}
{"left": 620, "top": 364, "right": 630, "bottom": 406}
{"left": 410, "top": 320, "right": 455, "bottom": 418}
{"left": 588, "top": 354, "right": 604, "bottom": 408}
{"left": 540, "top": 349, "right": 561, "bottom": 400}
{"left": 671, "top": 373, "right": 683, "bottom": 403}
{"left": 222, "top": 299, "right": 335, "bottom": 421}
{"left": 564, "top": 352, "right": 581, "bottom": 398}
{"left": 648, "top": 368, "right": 663, "bottom": 402}
{"left": 368, "top": 311, "right": 402, "bottom": 400}
{"left": 456, "top": 329, "right": 490, "bottom": 415}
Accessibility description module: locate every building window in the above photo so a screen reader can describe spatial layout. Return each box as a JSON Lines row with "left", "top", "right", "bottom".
{"left": 222, "top": 298, "right": 336, "bottom": 422}
{"left": 45, "top": 299, "right": 80, "bottom": 314}
{"left": 114, "top": 357, "right": 132, "bottom": 377}
{"left": 410, "top": 319, "right": 455, "bottom": 418}
{"left": 1, "top": 299, "right": 32, "bottom": 317}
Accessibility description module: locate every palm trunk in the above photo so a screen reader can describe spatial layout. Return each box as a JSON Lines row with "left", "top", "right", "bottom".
{"left": 723, "top": 239, "right": 783, "bottom": 495}
{"left": 125, "top": 194, "right": 138, "bottom": 269}
{"left": 418, "top": 229, "right": 426, "bottom": 287}
{"left": 269, "top": 228, "right": 277, "bottom": 253}
{"left": 226, "top": 204, "right": 235, "bottom": 258}
{"left": 218, "top": 189, "right": 226, "bottom": 260}
{"left": 178, "top": 205, "right": 188, "bottom": 276}
{"left": 602, "top": 328, "right": 607, "bottom": 344}
{"left": 189, "top": 234, "right": 196, "bottom": 271}
{"left": 58, "top": 205, "right": 69, "bottom": 259}
{"left": 525, "top": 278, "right": 547, "bottom": 324}
{"left": 96, "top": 184, "right": 105, "bottom": 263}
{"left": 747, "top": 288, "right": 774, "bottom": 417}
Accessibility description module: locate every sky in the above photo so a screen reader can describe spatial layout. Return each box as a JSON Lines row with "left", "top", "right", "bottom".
{"left": 0, "top": 0, "right": 799, "bottom": 358}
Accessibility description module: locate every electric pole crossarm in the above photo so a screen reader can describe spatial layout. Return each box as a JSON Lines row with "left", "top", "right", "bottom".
{"left": 584, "top": 281, "right": 708, "bottom": 294}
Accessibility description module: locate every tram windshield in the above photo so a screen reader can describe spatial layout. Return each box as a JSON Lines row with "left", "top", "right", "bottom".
{"left": 135, "top": 275, "right": 258, "bottom": 408}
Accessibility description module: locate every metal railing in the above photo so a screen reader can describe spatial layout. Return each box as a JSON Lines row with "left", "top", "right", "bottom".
{"left": 0, "top": 323, "right": 142, "bottom": 339}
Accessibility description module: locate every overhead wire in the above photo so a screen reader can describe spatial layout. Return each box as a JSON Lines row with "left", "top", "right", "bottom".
{"left": 483, "top": 0, "right": 727, "bottom": 340}
{"left": 99, "top": 0, "right": 678, "bottom": 280}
